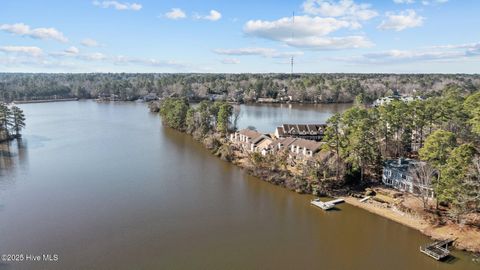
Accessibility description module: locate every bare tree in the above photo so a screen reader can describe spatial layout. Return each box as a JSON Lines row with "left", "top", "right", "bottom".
{"left": 412, "top": 162, "right": 437, "bottom": 210}
{"left": 231, "top": 105, "right": 241, "bottom": 131}
{"left": 464, "top": 155, "right": 480, "bottom": 211}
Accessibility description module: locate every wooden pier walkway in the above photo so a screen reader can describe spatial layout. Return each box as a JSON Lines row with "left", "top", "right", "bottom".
{"left": 310, "top": 198, "right": 345, "bottom": 210}
{"left": 420, "top": 239, "right": 455, "bottom": 260}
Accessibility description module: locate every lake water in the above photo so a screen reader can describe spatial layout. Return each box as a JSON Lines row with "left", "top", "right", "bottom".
{"left": 0, "top": 101, "right": 477, "bottom": 269}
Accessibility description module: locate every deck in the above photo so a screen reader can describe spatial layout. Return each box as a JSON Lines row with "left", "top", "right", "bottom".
{"left": 310, "top": 198, "right": 345, "bottom": 210}
{"left": 420, "top": 239, "right": 454, "bottom": 260}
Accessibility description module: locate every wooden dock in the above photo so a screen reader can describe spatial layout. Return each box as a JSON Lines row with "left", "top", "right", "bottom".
{"left": 310, "top": 198, "right": 345, "bottom": 211}
{"left": 420, "top": 239, "right": 454, "bottom": 260}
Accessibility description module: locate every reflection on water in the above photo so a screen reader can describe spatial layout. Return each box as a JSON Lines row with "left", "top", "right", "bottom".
{"left": 236, "top": 103, "right": 352, "bottom": 132}
{"left": 0, "top": 139, "right": 28, "bottom": 188}
{"left": 0, "top": 101, "right": 477, "bottom": 270}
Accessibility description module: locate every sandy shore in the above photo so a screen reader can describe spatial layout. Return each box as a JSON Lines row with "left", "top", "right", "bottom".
{"left": 343, "top": 196, "right": 480, "bottom": 253}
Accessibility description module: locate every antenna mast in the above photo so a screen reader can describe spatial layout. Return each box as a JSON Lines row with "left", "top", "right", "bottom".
{"left": 291, "top": 11, "right": 295, "bottom": 75}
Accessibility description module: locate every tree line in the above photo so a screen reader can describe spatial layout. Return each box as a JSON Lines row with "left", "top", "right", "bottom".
{"left": 159, "top": 98, "right": 235, "bottom": 136}
{"left": 0, "top": 103, "right": 26, "bottom": 142}
{"left": 1, "top": 73, "right": 479, "bottom": 104}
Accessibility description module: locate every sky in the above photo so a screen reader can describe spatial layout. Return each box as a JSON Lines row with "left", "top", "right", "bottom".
{"left": 0, "top": 0, "right": 479, "bottom": 73}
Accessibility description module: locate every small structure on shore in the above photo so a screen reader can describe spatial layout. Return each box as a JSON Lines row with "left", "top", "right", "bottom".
{"left": 420, "top": 239, "right": 454, "bottom": 261}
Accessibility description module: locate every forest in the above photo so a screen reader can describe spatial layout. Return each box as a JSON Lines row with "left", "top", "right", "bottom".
{"left": 1, "top": 73, "right": 479, "bottom": 103}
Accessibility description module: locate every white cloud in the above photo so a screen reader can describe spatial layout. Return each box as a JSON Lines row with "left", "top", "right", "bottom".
{"left": 165, "top": 8, "right": 187, "bottom": 20}
{"left": 393, "top": 0, "right": 415, "bottom": 3}
{"left": 436, "top": 42, "right": 480, "bottom": 56}
{"left": 422, "top": 0, "right": 448, "bottom": 5}
{"left": 0, "top": 23, "right": 68, "bottom": 42}
{"left": 81, "top": 52, "right": 107, "bottom": 61}
{"left": 244, "top": 15, "right": 373, "bottom": 50}
{"left": 288, "top": 35, "right": 373, "bottom": 49}
{"left": 221, "top": 58, "right": 240, "bottom": 64}
{"left": 364, "top": 50, "right": 462, "bottom": 62}
{"left": 111, "top": 55, "right": 190, "bottom": 69}
{"left": 302, "top": 0, "right": 378, "bottom": 21}
{"left": 0, "top": 46, "right": 43, "bottom": 57}
{"left": 214, "top": 47, "right": 304, "bottom": 58}
{"left": 332, "top": 42, "right": 480, "bottom": 64}
{"left": 81, "top": 38, "right": 100, "bottom": 47}
{"left": 378, "top": 10, "right": 424, "bottom": 31}
{"left": 49, "top": 46, "right": 81, "bottom": 57}
{"left": 0, "top": 47, "right": 200, "bottom": 72}
{"left": 195, "top": 10, "right": 222, "bottom": 21}
{"left": 64, "top": 46, "right": 80, "bottom": 55}
{"left": 93, "top": 1, "right": 142, "bottom": 11}
{"left": 245, "top": 16, "right": 350, "bottom": 39}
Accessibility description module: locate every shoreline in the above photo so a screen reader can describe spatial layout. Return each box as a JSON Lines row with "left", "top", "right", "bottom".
{"left": 201, "top": 134, "right": 480, "bottom": 254}
{"left": 13, "top": 98, "right": 79, "bottom": 104}
{"left": 343, "top": 196, "right": 480, "bottom": 253}
{"left": 182, "top": 130, "right": 480, "bottom": 254}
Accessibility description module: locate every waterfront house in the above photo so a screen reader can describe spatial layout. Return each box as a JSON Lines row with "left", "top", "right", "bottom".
{"left": 373, "top": 95, "right": 424, "bottom": 107}
{"left": 143, "top": 93, "right": 158, "bottom": 102}
{"left": 251, "top": 135, "right": 274, "bottom": 155}
{"left": 208, "top": 93, "right": 227, "bottom": 101}
{"left": 257, "top": 97, "right": 278, "bottom": 103}
{"left": 230, "top": 129, "right": 264, "bottom": 151}
{"left": 288, "top": 138, "right": 323, "bottom": 158}
{"left": 231, "top": 127, "right": 323, "bottom": 158}
{"left": 271, "top": 137, "right": 323, "bottom": 159}
{"left": 231, "top": 129, "right": 262, "bottom": 142}
{"left": 274, "top": 124, "right": 327, "bottom": 141}
{"left": 382, "top": 158, "right": 434, "bottom": 197}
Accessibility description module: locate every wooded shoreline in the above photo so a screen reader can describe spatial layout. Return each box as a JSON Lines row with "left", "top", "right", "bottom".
{"left": 155, "top": 94, "right": 480, "bottom": 255}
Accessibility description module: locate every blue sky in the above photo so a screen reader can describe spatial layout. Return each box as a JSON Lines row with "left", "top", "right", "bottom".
{"left": 0, "top": 0, "right": 479, "bottom": 73}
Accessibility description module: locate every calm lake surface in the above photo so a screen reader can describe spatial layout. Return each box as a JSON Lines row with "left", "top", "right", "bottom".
{"left": 0, "top": 101, "right": 477, "bottom": 270}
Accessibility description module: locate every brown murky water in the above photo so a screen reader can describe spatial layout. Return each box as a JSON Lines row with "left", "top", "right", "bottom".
{"left": 0, "top": 101, "right": 477, "bottom": 269}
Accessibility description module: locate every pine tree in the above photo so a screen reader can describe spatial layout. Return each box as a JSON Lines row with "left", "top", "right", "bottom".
{"left": 11, "top": 105, "right": 26, "bottom": 137}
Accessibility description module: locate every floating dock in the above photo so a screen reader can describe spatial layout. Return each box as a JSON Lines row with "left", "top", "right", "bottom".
{"left": 420, "top": 239, "right": 454, "bottom": 260}
{"left": 310, "top": 198, "right": 345, "bottom": 210}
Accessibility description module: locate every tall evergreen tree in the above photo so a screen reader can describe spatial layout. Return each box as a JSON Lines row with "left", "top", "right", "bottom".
{"left": 11, "top": 105, "right": 26, "bottom": 137}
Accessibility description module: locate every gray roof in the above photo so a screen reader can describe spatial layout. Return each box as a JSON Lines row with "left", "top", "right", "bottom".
{"left": 278, "top": 124, "right": 326, "bottom": 136}
{"left": 238, "top": 129, "right": 262, "bottom": 139}
{"left": 384, "top": 158, "right": 423, "bottom": 172}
